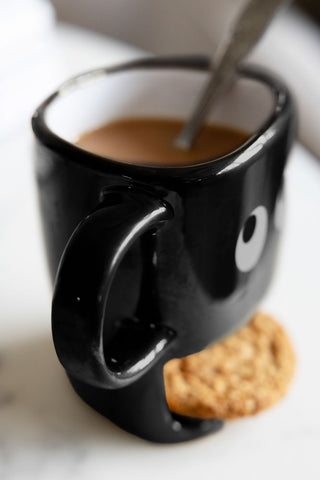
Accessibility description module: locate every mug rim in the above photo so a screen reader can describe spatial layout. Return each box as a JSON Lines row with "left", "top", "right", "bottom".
{"left": 32, "top": 56, "right": 294, "bottom": 181}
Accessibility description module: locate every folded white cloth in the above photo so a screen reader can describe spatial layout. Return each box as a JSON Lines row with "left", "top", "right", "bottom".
{"left": 250, "top": 8, "right": 320, "bottom": 159}
{"left": 0, "top": 0, "right": 61, "bottom": 141}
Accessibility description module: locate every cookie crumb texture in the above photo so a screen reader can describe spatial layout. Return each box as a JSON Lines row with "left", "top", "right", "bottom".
{"left": 164, "top": 312, "right": 295, "bottom": 419}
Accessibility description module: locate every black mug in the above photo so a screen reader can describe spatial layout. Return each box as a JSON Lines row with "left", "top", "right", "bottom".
{"left": 32, "top": 56, "right": 296, "bottom": 443}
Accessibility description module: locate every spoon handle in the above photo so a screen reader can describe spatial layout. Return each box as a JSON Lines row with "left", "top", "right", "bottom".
{"left": 175, "top": 0, "right": 287, "bottom": 150}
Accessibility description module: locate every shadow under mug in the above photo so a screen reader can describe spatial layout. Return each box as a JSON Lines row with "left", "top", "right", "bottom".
{"left": 32, "top": 56, "right": 296, "bottom": 443}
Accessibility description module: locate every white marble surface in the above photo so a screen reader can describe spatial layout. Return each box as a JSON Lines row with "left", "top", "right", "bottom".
{"left": 1, "top": 23, "right": 320, "bottom": 480}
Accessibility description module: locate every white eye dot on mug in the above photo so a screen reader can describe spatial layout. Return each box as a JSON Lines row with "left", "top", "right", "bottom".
{"left": 235, "top": 206, "right": 268, "bottom": 273}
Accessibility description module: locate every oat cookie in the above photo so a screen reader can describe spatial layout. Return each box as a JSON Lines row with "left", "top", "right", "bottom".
{"left": 164, "top": 312, "right": 295, "bottom": 419}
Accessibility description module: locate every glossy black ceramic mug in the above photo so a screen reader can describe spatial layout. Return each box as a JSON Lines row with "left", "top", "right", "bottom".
{"left": 32, "top": 56, "right": 295, "bottom": 443}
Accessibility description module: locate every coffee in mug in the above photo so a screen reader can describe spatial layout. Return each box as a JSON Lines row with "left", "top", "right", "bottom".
{"left": 77, "top": 118, "right": 249, "bottom": 166}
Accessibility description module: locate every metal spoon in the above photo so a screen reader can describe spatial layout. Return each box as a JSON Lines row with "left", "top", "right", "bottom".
{"left": 175, "top": 0, "right": 287, "bottom": 150}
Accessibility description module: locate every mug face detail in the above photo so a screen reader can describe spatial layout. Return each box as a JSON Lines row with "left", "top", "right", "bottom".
{"left": 32, "top": 56, "right": 296, "bottom": 443}
{"left": 235, "top": 205, "right": 269, "bottom": 273}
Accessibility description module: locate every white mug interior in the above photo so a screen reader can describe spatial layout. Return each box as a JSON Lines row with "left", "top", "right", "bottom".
{"left": 45, "top": 66, "right": 275, "bottom": 154}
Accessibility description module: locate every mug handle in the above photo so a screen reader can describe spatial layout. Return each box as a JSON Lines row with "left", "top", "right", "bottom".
{"left": 52, "top": 186, "right": 175, "bottom": 389}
